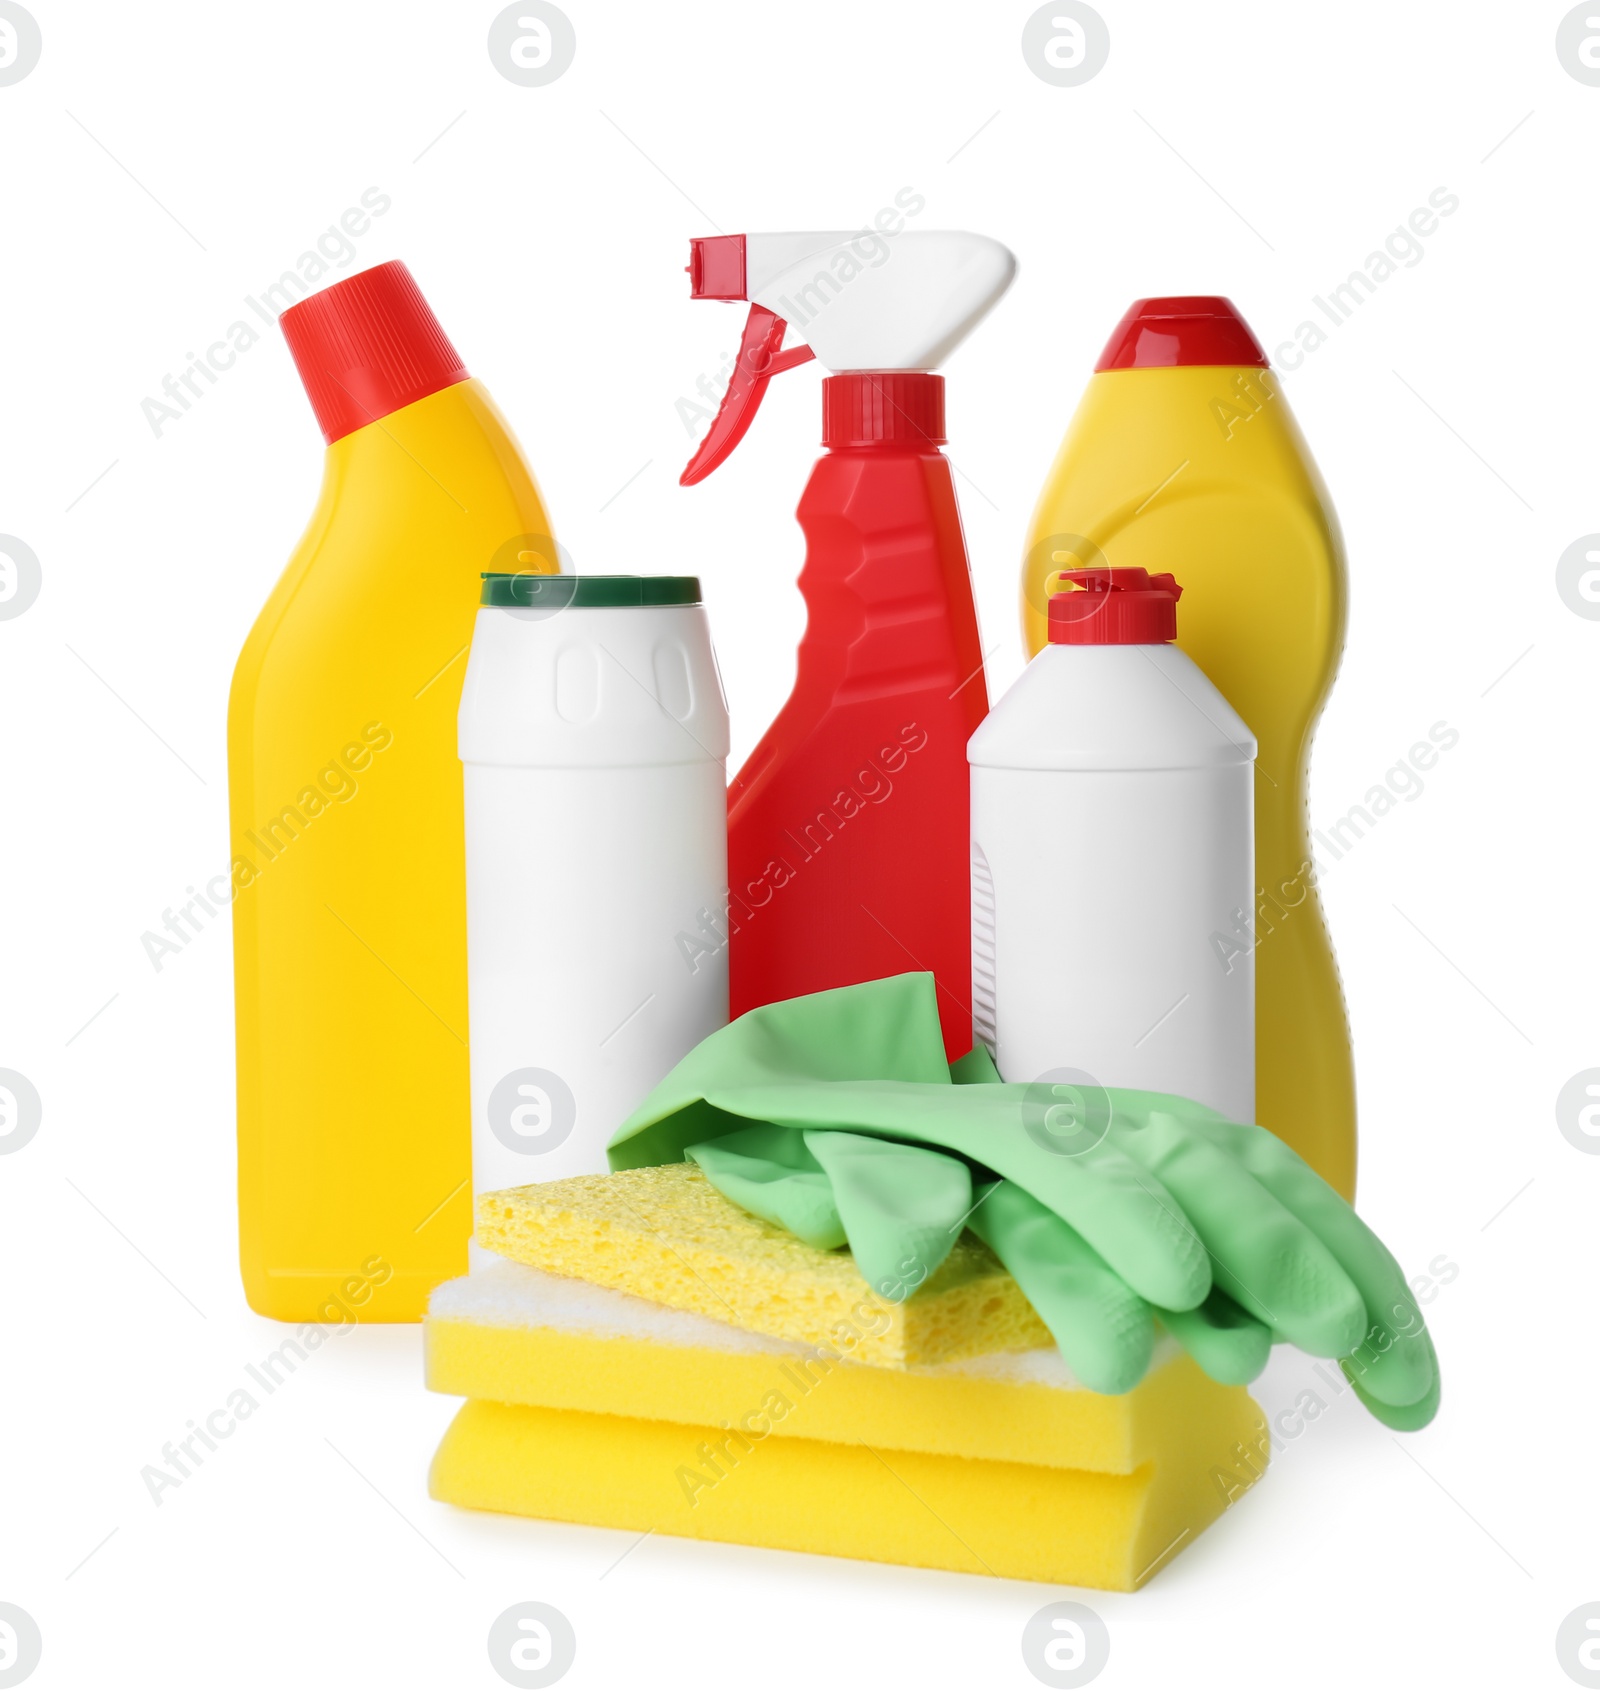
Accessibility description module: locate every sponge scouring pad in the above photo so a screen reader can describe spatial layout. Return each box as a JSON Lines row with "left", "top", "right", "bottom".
{"left": 475, "top": 1162, "right": 1052, "bottom": 1367}
{"left": 425, "top": 1260, "right": 1269, "bottom": 1589}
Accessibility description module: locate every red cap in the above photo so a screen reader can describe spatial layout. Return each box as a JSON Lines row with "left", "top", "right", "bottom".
{"left": 279, "top": 260, "right": 470, "bottom": 443}
{"left": 1095, "top": 296, "right": 1267, "bottom": 372}
{"left": 1048, "top": 568, "right": 1182, "bottom": 644}
{"left": 822, "top": 373, "right": 945, "bottom": 448}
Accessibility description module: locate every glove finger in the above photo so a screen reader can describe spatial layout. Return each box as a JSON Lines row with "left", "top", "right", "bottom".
{"left": 720, "top": 1079, "right": 1213, "bottom": 1311}
{"left": 1007, "top": 1136, "right": 1211, "bottom": 1311}
{"left": 803, "top": 1130, "right": 971, "bottom": 1303}
{"left": 1157, "top": 1289, "right": 1274, "bottom": 1386}
{"left": 1343, "top": 1329, "right": 1441, "bottom": 1430}
{"left": 1194, "top": 1116, "right": 1437, "bottom": 1413}
{"left": 966, "top": 1180, "right": 1155, "bottom": 1396}
{"left": 1119, "top": 1111, "right": 1367, "bottom": 1358}
{"left": 686, "top": 1124, "right": 846, "bottom": 1250}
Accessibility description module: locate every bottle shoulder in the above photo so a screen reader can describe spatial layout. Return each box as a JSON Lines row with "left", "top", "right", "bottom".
{"left": 459, "top": 604, "right": 730, "bottom": 768}
{"left": 969, "top": 643, "right": 1256, "bottom": 771}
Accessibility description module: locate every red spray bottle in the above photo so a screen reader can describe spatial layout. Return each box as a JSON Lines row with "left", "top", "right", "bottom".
{"left": 683, "top": 230, "right": 1016, "bottom": 1057}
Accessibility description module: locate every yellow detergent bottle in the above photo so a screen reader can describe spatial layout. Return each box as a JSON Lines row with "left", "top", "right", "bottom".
{"left": 229, "top": 260, "right": 559, "bottom": 1321}
{"left": 1021, "top": 296, "right": 1355, "bottom": 1199}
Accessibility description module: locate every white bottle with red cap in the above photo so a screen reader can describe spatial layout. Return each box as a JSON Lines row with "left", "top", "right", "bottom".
{"left": 968, "top": 568, "right": 1257, "bottom": 1123}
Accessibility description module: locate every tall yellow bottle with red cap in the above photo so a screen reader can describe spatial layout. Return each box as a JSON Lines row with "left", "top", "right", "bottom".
{"left": 1021, "top": 297, "right": 1355, "bottom": 1199}
{"left": 229, "top": 260, "right": 558, "bottom": 1321}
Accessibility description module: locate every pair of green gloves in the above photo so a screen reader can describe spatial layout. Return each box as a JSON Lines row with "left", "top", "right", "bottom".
{"left": 608, "top": 974, "right": 1439, "bottom": 1430}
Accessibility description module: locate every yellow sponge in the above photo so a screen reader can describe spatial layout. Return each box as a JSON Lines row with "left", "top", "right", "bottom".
{"left": 425, "top": 1260, "right": 1269, "bottom": 1589}
{"left": 429, "top": 1392, "right": 1265, "bottom": 1592}
{"left": 474, "top": 1162, "right": 1051, "bottom": 1367}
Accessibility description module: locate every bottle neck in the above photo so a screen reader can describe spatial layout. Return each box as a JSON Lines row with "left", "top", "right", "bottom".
{"left": 323, "top": 377, "right": 480, "bottom": 466}
{"left": 317, "top": 379, "right": 544, "bottom": 527}
{"left": 822, "top": 372, "right": 945, "bottom": 450}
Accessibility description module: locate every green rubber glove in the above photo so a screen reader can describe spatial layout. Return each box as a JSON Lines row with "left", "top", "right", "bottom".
{"left": 688, "top": 1125, "right": 975, "bottom": 1299}
{"left": 688, "top": 1129, "right": 1268, "bottom": 1397}
{"left": 964, "top": 1177, "right": 1156, "bottom": 1394}
{"left": 1185, "top": 1108, "right": 1440, "bottom": 1422}
{"left": 684, "top": 1123, "right": 847, "bottom": 1249}
{"left": 965, "top": 1179, "right": 1274, "bottom": 1394}
{"left": 804, "top": 1130, "right": 973, "bottom": 1300}
{"left": 612, "top": 974, "right": 1439, "bottom": 1428}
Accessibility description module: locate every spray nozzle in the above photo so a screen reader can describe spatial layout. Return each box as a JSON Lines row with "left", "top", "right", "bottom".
{"left": 682, "top": 235, "right": 818, "bottom": 485}
{"left": 680, "top": 230, "right": 1016, "bottom": 486}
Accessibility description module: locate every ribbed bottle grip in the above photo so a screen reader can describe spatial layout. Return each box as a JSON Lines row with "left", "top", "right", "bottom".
{"left": 970, "top": 840, "right": 998, "bottom": 1058}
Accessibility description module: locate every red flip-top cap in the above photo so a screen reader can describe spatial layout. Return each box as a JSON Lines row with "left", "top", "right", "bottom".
{"left": 1048, "top": 568, "right": 1182, "bottom": 644}
{"left": 1095, "top": 296, "right": 1267, "bottom": 371}
{"left": 279, "top": 260, "right": 470, "bottom": 443}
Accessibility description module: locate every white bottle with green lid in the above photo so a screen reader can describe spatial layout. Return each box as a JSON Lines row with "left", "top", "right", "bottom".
{"left": 459, "top": 573, "right": 729, "bottom": 1198}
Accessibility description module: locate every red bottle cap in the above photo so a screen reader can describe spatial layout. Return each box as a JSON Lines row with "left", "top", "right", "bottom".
{"left": 1048, "top": 568, "right": 1182, "bottom": 644}
{"left": 279, "top": 260, "right": 470, "bottom": 443}
{"left": 1095, "top": 296, "right": 1267, "bottom": 372}
{"left": 822, "top": 373, "right": 945, "bottom": 448}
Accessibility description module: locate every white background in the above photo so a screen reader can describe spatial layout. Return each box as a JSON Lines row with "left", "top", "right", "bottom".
{"left": 1, "top": 2, "right": 1596, "bottom": 1687}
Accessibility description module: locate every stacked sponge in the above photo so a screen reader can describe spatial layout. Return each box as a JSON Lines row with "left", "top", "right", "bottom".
{"left": 427, "top": 1163, "right": 1269, "bottom": 1590}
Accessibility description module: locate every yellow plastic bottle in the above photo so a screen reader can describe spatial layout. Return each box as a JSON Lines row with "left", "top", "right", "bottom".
{"left": 229, "top": 261, "right": 558, "bottom": 1320}
{"left": 1021, "top": 297, "right": 1355, "bottom": 1199}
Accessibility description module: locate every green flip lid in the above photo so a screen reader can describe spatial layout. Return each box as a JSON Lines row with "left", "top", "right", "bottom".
{"left": 480, "top": 573, "right": 702, "bottom": 609}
